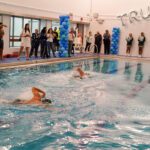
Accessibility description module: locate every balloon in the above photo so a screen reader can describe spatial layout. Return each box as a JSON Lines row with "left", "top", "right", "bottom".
{"left": 59, "top": 15, "right": 70, "bottom": 57}
{"left": 110, "top": 27, "right": 120, "bottom": 55}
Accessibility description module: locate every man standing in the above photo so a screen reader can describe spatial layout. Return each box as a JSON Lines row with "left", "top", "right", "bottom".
{"left": 103, "top": 30, "right": 111, "bottom": 55}
{"left": 53, "top": 27, "right": 59, "bottom": 51}
{"left": 29, "top": 29, "right": 40, "bottom": 58}
{"left": 0, "top": 22, "right": 7, "bottom": 60}
{"left": 94, "top": 32, "right": 102, "bottom": 54}
{"left": 68, "top": 29, "right": 75, "bottom": 57}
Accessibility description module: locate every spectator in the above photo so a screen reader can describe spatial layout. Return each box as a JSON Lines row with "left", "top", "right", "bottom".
{"left": 0, "top": 22, "right": 7, "bottom": 60}
{"left": 94, "top": 32, "right": 102, "bottom": 54}
{"left": 138, "top": 32, "right": 146, "bottom": 57}
{"left": 40, "top": 27, "right": 48, "bottom": 58}
{"left": 85, "top": 31, "right": 93, "bottom": 52}
{"left": 68, "top": 28, "right": 75, "bottom": 57}
{"left": 103, "top": 30, "right": 111, "bottom": 55}
{"left": 29, "top": 29, "right": 40, "bottom": 58}
{"left": 53, "top": 27, "right": 59, "bottom": 51}
{"left": 17, "top": 23, "right": 31, "bottom": 60}
{"left": 77, "top": 33, "right": 83, "bottom": 53}
{"left": 126, "top": 33, "right": 134, "bottom": 56}
{"left": 47, "top": 28, "right": 56, "bottom": 57}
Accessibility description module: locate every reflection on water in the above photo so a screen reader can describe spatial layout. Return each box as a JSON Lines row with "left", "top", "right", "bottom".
{"left": 124, "top": 62, "right": 132, "bottom": 80}
{"left": 101, "top": 60, "right": 118, "bottom": 74}
{"left": 101, "top": 60, "right": 109, "bottom": 74}
{"left": 135, "top": 63, "right": 144, "bottom": 83}
{"left": 84, "top": 60, "right": 91, "bottom": 71}
{"left": 93, "top": 59, "right": 101, "bottom": 72}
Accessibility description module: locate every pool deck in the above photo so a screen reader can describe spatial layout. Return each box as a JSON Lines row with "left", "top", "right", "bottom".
{"left": 1, "top": 53, "right": 150, "bottom": 69}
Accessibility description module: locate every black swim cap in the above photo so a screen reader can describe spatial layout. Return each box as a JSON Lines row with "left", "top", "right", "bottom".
{"left": 41, "top": 98, "right": 52, "bottom": 104}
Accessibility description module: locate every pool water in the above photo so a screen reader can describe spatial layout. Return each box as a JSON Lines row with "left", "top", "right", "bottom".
{"left": 0, "top": 58, "right": 150, "bottom": 150}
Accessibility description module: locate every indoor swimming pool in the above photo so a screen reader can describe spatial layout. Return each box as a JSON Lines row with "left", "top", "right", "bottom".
{"left": 0, "top": 58, "right": 150, "bottom": 150}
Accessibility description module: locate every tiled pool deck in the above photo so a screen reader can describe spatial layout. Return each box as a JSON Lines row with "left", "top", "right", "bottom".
{"left": 1, "top": 53, "right": 150, "bottom": 69}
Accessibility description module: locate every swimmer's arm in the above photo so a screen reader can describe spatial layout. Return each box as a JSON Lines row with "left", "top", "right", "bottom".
{"left": 32, "top": 87, "right": 46, "bottom": 97}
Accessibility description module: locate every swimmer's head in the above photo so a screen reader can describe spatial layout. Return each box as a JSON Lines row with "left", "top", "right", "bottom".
{"left": 41, "top": 98, "right": 52, "bottom": 104}
{"left": 76, "top": 67, "right": 84, "bottom": 73}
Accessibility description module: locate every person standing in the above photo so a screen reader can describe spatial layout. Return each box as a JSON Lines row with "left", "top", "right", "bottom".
{"left": 47, "top": 28, "right": 56, "bottom": 57}
{"left": 77, "top": 33, "right": 83, "bottom": 53}
{"left": 103, "top": 30, "right": 111, "bottom": 55}
{"left": 53, "top": 27, "right": 59, "bottom": 51}
{"left": 40, "top": 27, "right": 48, "bottom": 59}
{"left": 56, "top": 27, "right": 60, "bottom": 51}
{"left": 29, "top": 29, "right": 40, "bottom": 58}
{"left": 138, "top": 32, "right": 146, "bottom": 57}
{"left": 17, "top": 23, "right": 31, "bottom": 60}
{"left": 0, "top": 22, "right": 7, "bottom": 60}
{"left": 68, "top": 29, "right": 75, "bottom": 57}
{"left": 85, "top": 31, "right": 93, "bottom": 52}
{"left": 94, "top": 32, "right": 102, "bottom": 54}
{"left": 126, "top": 33, "right": 134, "bottom": 56}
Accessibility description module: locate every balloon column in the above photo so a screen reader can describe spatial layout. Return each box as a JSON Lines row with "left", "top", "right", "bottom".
{"left": 59, "top": 16, "right": 70, "bottom": 57}
{"left": 110, "top": 28, "right": 120, "bottom": 55}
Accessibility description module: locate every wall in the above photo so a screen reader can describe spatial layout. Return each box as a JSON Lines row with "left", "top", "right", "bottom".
{"left": 90, "top": 19, "right": 150, "bottom": 57}
{"left": 90, "top": 0, "right": 150, "bottom": 57}
{"left": 0, "top": 0, "right": 91, "bottom": 20}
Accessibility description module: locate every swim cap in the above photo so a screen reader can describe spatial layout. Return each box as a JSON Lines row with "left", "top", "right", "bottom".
{"left": 41, "top": 98, "right": 52, "bottom": 104}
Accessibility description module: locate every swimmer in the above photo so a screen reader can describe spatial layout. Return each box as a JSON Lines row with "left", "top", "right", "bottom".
{"left": 74, "top": 67, "right": 90, "bottom": 79}
{"left": 12, "top": 87, "right": 52, "bottom": 105}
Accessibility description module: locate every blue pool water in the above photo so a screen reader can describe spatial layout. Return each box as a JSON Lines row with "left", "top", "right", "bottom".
{"left": 0, "top": 58, "right": 150, "bottom": 150}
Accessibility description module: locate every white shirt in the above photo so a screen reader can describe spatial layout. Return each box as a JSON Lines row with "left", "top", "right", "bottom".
{"left": 86, "top": 35, "right": 93, "bottom": 43}
{"left": 47, "top": 33, "right": 53, "bottom": 42}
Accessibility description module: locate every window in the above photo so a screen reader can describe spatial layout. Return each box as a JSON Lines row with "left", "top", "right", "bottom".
{"left": 40, "top": 20, "right": 47, "bottom": 30}
{"left": 32, "top": 19, "right": 40, "bottom": 33}
{"left": 47, "top": 20, "right": 52, "bottom": 29}
{"left": 14, "top": 17, "right": 23, "bottom": 36}
{"left": 9, "top": 16, "right": 62, "bottom": 47}
{"left": 10, "top": 17, "right": 39, "bottom": 47}
{"left": 10, "top": 17, "right": 23, "bottom": 47}
{"left": 0, "top": 15, "right": 2, "bottom": 22}
{"left": 24, "top": 18, "right": 31, "bottom": 26}
{"left": 52, "top": 21, "right": 59, "bottom": 30}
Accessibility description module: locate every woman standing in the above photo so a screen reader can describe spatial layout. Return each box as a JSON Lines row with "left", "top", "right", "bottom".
{"left": 138, "top": 32, "right": 146, "bottom": 57}
{"left": 103, "top": 30, "right": 111, "bottom": 55}
{"left": 40, "top": 27, "right": 48, "bottom": 58}
{"left": 17, "top": 23, "right": 31, "bottom": 60}
{"left": 126, "top": 33, "right": 134, "bottom": 56}
{"left": 47, "top": 28, "right": 56, "bottom": 57}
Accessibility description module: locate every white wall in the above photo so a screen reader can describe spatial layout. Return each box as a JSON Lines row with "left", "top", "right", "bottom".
{"left": 90, "top": 0, "right": 150, "bottom": 57}
{"left": 0, "top": 0, "right": 91, "bottom": 20}
{"left": 92, "top": 0, "right": 149, "bottom": 15}
{"left": 1, "top": 0, "right": 150, "bottom": 57}
{"left": 90, "top": 19, "right": 150, "bottom": 57}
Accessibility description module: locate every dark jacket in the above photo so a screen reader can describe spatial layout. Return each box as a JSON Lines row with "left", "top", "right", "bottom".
{"left": 95, "top": 34, "right": 102, "bottom": 44}
{"left": 127, "top": 37, "right": 133, "bottom": 46}
{"left": 32, "top": 33, "right": 40, "bottom": 43}
{"left": 138, "top": 36, "right": 146, "bottom": 46}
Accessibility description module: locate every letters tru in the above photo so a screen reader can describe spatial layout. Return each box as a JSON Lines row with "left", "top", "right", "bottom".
{"left": 118, "top": 5, "right": 150, "bottom": 26}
